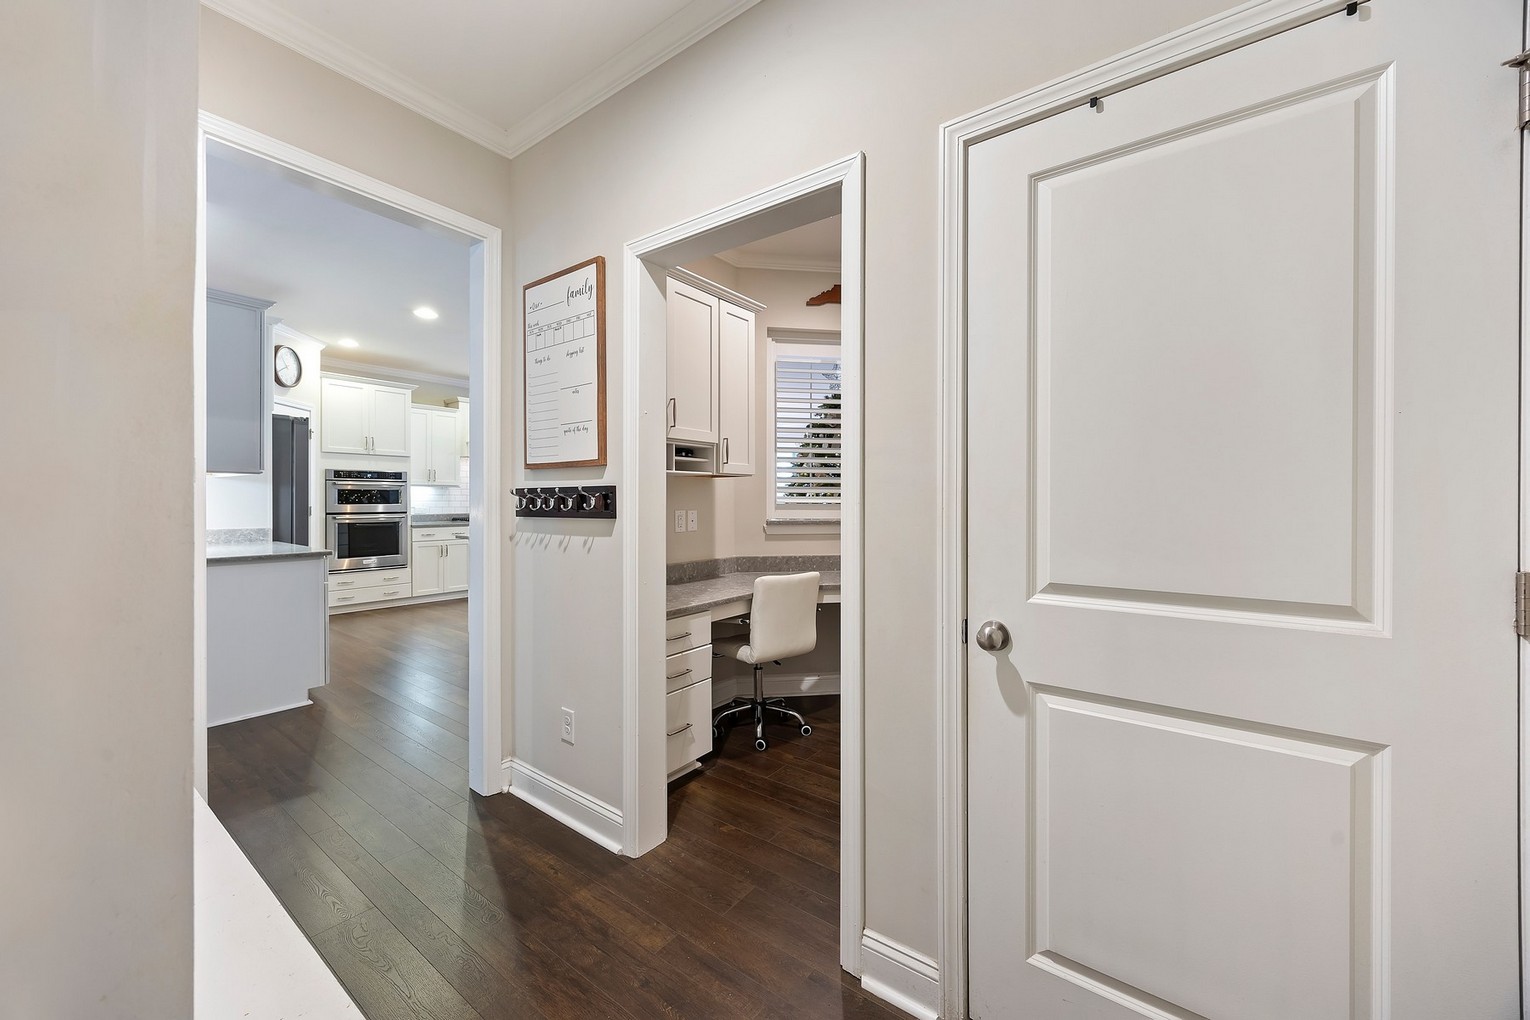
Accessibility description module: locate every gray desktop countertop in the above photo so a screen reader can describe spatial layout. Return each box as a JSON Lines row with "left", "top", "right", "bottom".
{"left": 667, "top": 570, "right": 841, "bottom": 619}
{"left": 206, "top": 542, "right": 331, "bottom": 565}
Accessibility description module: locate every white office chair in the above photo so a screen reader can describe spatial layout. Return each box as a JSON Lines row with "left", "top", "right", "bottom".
{"left": 712, "top": 571, "right": 820, "bottom": 751}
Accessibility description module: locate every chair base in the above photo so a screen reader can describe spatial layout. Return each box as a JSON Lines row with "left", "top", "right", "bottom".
{"left": 712, "top": 664, "right": 812, "bottom": 751}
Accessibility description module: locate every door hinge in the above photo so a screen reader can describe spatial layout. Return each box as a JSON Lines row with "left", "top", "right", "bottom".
{"left": 1504, "top": 50, "right": 1530, "bottom": 129}
{"left": 1517, "top": 572, "right": 1530, "bottom": 637}
{"left": 961, "top": 618, "right": 968, "bottom": 644}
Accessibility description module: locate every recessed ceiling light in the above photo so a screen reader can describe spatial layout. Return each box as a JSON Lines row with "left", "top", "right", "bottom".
{"left": 413, "top": 306, "right": 439, "bottom": 321}
{"left": 337, "top": 337, "right": 360, "bottom": 348}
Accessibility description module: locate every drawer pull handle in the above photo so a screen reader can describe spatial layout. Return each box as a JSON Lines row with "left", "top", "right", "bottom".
{"left": 337, "top": 595, "right": 355, "bottom": 602}
{"left": 382, "top": 590, "right": 400, "bottom": 596}
{"left": 666, "top": 631, "right": 692, "bottom": 641}
{"left": 666, "top": 722, "right": 693, "bottom": 738}
{"left": 666, "top": 668, "right": 692, "bottom": 681}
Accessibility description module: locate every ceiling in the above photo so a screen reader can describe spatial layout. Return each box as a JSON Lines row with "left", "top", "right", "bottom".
{"left": 716, "top": 215, "right": 841, "bottom": 273}
{"left": 206, "top": 146, "right": 472, "bottom": 379}
{"left": 201, "top": 0, "right": 764, "bottom": 158}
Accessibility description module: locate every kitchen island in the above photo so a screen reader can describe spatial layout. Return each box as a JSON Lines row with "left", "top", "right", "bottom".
{"left": 207, "top": 540, "right": 330, "bottom": 726}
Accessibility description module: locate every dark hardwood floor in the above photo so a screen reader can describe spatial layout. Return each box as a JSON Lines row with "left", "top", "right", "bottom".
{"left": 207, "top": 600, "right": 912, "bottom": 1020}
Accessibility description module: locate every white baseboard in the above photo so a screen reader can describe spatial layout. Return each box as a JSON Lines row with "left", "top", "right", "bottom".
{"left": 861, "top": 930, "right": 940, "bottom": 1020}
{"left": 207, "top": 699, "right": 313, "bottom": 728}
{"left": 711, "top": 670, "right": 841, "bottom": 707}
{"left": 502, "top": 758, "right": 623, "bottom": 853}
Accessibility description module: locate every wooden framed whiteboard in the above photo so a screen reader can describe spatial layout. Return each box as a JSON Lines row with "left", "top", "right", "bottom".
{"left": 523, "top": 256, "right": 607, "bottom": 469}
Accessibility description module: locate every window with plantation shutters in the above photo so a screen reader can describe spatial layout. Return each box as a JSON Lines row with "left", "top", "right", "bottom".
{"left": 769, "top": 337, "right": 842, "bottom": 520}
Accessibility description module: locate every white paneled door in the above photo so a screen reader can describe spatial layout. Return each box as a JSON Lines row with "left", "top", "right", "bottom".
{"left": 965, "top": 4, "right": 1520, "bottom": 1019}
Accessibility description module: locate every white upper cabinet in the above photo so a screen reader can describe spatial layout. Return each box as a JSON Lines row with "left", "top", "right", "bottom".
{"left": 320, "top": 377, "right": 369, "bottom": 454}
{"left": 716, "top": 300, "right": 755, "bottom": 476}
{"left": 410, "top": 405, "right": 461, "bottom": 485}
{"left": 666, "top": 277, "right": 719, "bottom": 445}
{"left": 320, "top": 375, "right": 413, "bottom": 456}
{"left": 664, "top": 272, "right": 760, "bottom": 476}
{"left": 448, "top": 397, "right": 470, "bottom": 458}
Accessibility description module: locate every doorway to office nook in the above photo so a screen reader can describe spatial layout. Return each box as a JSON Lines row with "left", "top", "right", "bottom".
{"left": 623, "top": 154, "right": 867, "bottom": 980}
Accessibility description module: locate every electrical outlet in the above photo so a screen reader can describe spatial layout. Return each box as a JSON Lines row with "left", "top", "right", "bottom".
{"left": 674, "top": 509, "right": 686, "bottom": 533}
{"left": 687, "top": 510, "right": 698, "bottom": 532}
{"left": 561, "top": 708, "right": 575, "bottom": 745}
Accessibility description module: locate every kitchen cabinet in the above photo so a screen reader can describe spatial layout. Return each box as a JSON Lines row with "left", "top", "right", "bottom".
{"left": 410, "top": 406, "right": 461, "bottom": 485}
{"left": 664, "top": 272, "right": 760, "bottom": 475}
{"left": 412, "top": 526, "right": 469, "bottom": 597}
{"left": 206, "top": 289, "right": 274, "bottom": 474}
{"left": 320, "top": 375, "right": 413, "bottom": 456}
{"left": 664, "top": 609, "right": 713, "bottom": 777}
{"left": 447, "top": 397, "right": 470, "bottom": 457}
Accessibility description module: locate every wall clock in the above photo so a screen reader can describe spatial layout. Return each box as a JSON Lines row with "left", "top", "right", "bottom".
{"left": 274, "top": 344, "right": 302, "bottom": 388}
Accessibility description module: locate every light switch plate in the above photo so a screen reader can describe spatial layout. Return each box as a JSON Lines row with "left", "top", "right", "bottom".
{"left": 687, "top": 510, "right": 698, "bottom": 532}
{"left": 674, "top": 510, "right": 686, "bottom": 533}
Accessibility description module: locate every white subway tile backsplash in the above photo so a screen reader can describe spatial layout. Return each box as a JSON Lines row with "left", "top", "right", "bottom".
{"left": 410, "top": 457, "right": 471, "bottom": 515}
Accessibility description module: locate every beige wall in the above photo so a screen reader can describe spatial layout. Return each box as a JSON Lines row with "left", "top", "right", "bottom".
{"left": 510, "top": 0, "right": 1233, "bottom": 956}
{"left": 0, "top": 0, "right": 198, "bottom": 1014}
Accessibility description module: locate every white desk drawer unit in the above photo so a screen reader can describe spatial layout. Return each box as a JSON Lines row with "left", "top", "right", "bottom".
{"left": 665, "top": 609, "right": 713, "bottom": 775}
{"left": 665, "top": 677, "right": 712, "bottom": 775}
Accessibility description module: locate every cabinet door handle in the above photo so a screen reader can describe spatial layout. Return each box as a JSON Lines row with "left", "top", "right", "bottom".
{"left": 666, "top": 668, "right": 692, "bottom": 682}
{"left": 666, "top": 722, "right": 694, "bottom": 738}
{"left": 722, "top": 437, "right": 729, "bottom": 465}
{"left": 668, "top": 397, "right": 676, "bottom": 428}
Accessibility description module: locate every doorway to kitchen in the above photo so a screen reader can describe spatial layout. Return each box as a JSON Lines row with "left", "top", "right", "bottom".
{"left": 194, "top": 113, "right": 505, "bottom": 810}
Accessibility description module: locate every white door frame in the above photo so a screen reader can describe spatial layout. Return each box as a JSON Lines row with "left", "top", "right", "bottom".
{"left": 194, "top": 112, "right": 506, "bottom": 796}
{"left": 621, "top": 153, "right": 866, "bottom": 973}
{"left": 937, "top": 2, "right": 1385, "bottom": 1016}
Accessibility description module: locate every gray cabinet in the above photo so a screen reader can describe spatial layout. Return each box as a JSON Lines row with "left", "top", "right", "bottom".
{"left": 206, "top": 289, "right": 274, "bottom": 473}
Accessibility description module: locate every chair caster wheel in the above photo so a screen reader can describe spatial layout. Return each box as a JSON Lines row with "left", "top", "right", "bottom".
{"left": 713, "top": 725, "right": 724, "bottom": 741}
{"left": 754, "top": 738, "right": 768, "bottom": 752}
{"left": 800, "top": 725, "right": 813, "bottom": 737}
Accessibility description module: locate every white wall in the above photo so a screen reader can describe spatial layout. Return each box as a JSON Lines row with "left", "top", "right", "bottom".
{"left": 509, "top": 0, "right": 1233, "bottom": 957}
{"left": 1, "top": 0, "right": 198, "bottom": 1014}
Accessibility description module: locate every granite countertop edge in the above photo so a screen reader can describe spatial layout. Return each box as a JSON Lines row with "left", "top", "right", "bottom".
{"left": 666, "top": 570, "right": 841, "bottom": 619}
{"left": 207, "top": 542, "right": 332, "bottom": 564}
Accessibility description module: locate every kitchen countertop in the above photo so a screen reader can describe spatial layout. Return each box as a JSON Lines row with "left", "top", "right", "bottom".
{"left": 206, "top": 541, "right": 331, "bottom": 565}
{"left": 667, "top": 570, "right": 841, "bottom": 619}
{"left": 412, "top": 517, "right": 470, "bottom": 528}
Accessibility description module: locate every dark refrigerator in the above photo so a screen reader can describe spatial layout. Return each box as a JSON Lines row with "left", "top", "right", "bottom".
{"left": 271, "top": 413, "right": 310, "bottom": 546}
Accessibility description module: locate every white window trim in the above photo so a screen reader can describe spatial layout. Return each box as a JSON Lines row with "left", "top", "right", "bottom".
{"left": 766, "top": 328, "right": 842, "bottom": 529}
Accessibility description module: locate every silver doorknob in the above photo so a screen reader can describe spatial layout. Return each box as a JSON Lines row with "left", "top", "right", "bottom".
{"left": 975, "top": 620, "right": 1011, "bottom": 652}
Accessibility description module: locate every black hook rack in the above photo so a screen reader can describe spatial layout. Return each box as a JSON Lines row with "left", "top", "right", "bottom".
{"left": 513, "top": 485, "right": 616, "bottom": 520}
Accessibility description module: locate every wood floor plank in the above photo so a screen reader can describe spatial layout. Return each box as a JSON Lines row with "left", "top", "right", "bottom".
{"left": 310, "top": 907, "right": 483, "bottom": 1020}
{"left": 206, "top": 601, "right": 918, "bottom": 1020}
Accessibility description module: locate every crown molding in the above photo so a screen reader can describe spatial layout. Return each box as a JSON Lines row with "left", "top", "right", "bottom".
{"left": 201, "top": 0, "right": 517, "bottom": 157}
{"left": 200, "top": 0, "right": 763, "bottom": 160}
{"left": 714, "top": 251, "right": 842, "bottom": 274}
{"left": 321, "top": 355, "right": 467, "bottom": 391}
{"left": 502, "top": 0, "right": 764, "bottom": 156}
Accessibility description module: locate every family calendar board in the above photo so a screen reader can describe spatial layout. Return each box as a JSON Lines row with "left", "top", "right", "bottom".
{"left": 523, "top": 256, "right": 607, "bottom": 469}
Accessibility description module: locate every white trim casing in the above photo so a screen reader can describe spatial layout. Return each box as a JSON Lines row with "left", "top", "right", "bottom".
{"left": 1520, "top": 1, "right": 1530, "bottom": 1010}
{"left": 199, "top": 0, "right": 763, "bottom": 159}
{"left": 503, "top": 758, "right": 624, "bottom": 853}
{"left": 936, "top": 3, "right": 1368, "bottom": 1017}
{"left": 623, "top": 154, "right": 866, "bottom": 979}
{"left": 197, "top": 111, "right": 506, "bottom": 798}
{"left": 860, "top": 931, "right": 941, "bottom": 1020}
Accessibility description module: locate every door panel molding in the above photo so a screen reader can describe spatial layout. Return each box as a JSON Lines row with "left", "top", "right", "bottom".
{"left": 939, "top": 3, "right": 1390, "bottom": 1017}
